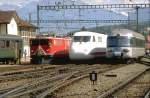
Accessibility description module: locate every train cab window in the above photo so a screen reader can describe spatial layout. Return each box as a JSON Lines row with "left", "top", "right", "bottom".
{"left": 83, "top": 36, "right": 91, "bottom": 42}
{"left": 108, "top": 36, "right": 130, "bottom": 47}
{"left": 6, "top": 40, "right": 10, "bottom": 47}
{"left": 30, "top": 39, "right": 39, "bottom": 45}
{"left": 40, "top": 39, "right": 49, "bottom": 45}
{"left": 73, "top": 36, "right": 81, "bottom": 42}
{"left": 31, "top": 39, "right": 49, "bottom": 46}
{"left": 73, "top": 36, "right": 91, "bottom": 42}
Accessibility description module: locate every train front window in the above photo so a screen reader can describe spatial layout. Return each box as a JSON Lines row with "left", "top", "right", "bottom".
{"left": 73, "top": 36, "right": 91, "bottom": 42}
{"left": 31, "top": 39, "right": 49, "bottom": 46}
{"left": 108, "top": 36, "right": 130, "bottom": 47}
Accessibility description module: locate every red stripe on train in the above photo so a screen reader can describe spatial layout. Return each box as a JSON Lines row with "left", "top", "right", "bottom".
{"left": 91, "top": 52, "right": 106, "bottom": 56}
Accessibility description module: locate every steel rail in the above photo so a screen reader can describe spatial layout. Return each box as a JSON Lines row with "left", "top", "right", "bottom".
{"left": 0, "top": 65, "right": 94, "bottom": 98}
{"left": 144, "top": 90, "right": 150, "bottom": 98}
{"left": 36, "top": 65, "right": 121, "bottom": 98}
{"left": 97, "top": 68, "right": 150, "bottom": 98}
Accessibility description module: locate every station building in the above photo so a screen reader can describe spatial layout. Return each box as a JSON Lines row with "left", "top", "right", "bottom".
{"left": 0, "top": 10, "right": 37, "bottom": 58}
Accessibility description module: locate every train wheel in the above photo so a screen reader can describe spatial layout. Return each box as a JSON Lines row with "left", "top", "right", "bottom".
{"left": 31, "top": 58, "right": 34, "bottom": 64}
{"left": 126, "top": 60, "right": 131, "bottom": 64}
{"left": 41, "top": 58, "right": 53, "bottom": 64}
{"left": 48, "top": 59, "right": 53, "bottom": 64}
{"left": 41, "top": 58, "right": 44, "bottom": 64}
{"left": 13, "top": 60, "right": 17, "bottom": 64}
{"left": 126, "top": 59, "right": 135, "bottom": 64}
{"left": 6, "top": 60, "right": 9, "bottom": 64}
{"left": 31, "top": 57, "right": 39, "bottom": 64}
{"left": 137, "top": 57, "right": 142, "bottom": 63}
{"left": 38, "top": 57, "right": 42, "bottom": 64}
{"left": 2, "top": 61, "right": 5, "bottom": 64}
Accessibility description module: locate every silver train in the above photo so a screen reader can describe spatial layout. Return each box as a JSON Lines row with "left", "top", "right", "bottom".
{"left": 107, "top": 29, "right": 145, "bottom": 63}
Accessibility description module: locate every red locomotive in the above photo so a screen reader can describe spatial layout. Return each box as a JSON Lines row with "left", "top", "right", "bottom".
{"left": 30, "top": 36, "right": 71, "bottom": 64}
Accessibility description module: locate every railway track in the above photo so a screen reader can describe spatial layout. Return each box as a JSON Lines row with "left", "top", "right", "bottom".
{"left": 0, "top": 64, "right": 79, "bottom": 82}
{"left": 97, "top": 66, "right": 150, "bottom": 98}
{"left": 0, "top": 63, "right": 126, "bottom": 98}
{"left": 0, "top": 65, "right": 97, "bottom": 98}
{"left": 144, "top": 89, "right": 150, "bottom": 98}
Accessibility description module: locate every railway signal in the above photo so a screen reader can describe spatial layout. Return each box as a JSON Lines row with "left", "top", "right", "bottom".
{"left": 89, "top": 71, "right": 97, "bottom": 85}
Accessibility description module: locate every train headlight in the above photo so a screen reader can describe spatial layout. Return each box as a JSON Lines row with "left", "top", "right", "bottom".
{"left": 123, "top": 49, "right": 129, "bottom": 53}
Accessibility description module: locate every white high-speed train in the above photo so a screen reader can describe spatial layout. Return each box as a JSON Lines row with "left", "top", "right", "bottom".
{"left": 69, "top": 31, "right": 107, "bottom": 60}
{"left": 107, "top": 29, "right": 145, "bottom": 63}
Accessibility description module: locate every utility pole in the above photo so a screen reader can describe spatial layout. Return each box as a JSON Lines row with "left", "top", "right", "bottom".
{"left": 37, "top": 5, "right": 40, "bottom": 34}
{"left": 149, "top": 0, "right": 150, "bottom": 29}
{"left": 128, "top": 12, "right": 130, "bottom": 29}
{"left": 28, "top": 12, "right": 32, "bottom": 23}
{"left": 136, "top": 6, "right": 140, "bottom": 32}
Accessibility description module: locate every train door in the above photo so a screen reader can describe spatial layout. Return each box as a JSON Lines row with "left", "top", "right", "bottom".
{"left": 15, "top": 40, "right": 20, "bottom": 59}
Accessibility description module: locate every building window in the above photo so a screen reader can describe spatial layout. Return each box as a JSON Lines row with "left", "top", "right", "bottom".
{"left": 11, "top": 24, "right": 14, "bottom": 28}
{"left": 6, "top": 40, "right": 10, "bottom": 47}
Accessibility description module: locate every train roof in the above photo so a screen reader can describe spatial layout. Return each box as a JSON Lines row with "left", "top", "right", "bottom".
{"left": 30, "top": 36, "right": 71, "bottom": 40}
{"left": 111, "top": 29, "right": 145, "bottom": 39}
{"left": 0, "top": 35, "right": 22, "bottom": 40}
{"left": 73, "top": 31, "right": 107, "bottom": 36}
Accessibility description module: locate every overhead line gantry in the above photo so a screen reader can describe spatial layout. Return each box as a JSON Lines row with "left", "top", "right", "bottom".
{"left": 36, "top": 3, "right": 150, "bottom": 33}
{"left": 38, "top": 4, "right": 150, "bottom": 10}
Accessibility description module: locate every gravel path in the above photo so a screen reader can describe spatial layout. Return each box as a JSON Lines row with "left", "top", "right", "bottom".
{"left": 56, "top": 63, "right": 149, "bottom": 98}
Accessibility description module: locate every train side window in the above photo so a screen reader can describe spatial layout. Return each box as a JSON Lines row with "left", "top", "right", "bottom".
{"left": 0, "top": 40, "right": 5, "bottom": 48}
{"left": 6, "top": 40, "right": 10, "bottom": 47}
{"left": 130, "top": 38, "right": 135, "bottom": 47}
{"left": 10, "top": 41, "right": 15, "bottom": 48}
{"left": 98, "top": 37, "right": 102, "bottom": 42}
{"left": 131, "top": 38, "right": 145, "bottom": 47}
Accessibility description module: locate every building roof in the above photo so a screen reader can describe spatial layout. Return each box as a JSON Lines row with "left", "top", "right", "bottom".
{"left": 0, "top": 10, "right": 36, "bottom": 28}
{"left": 0, "top": 10, "right": 20, "bottom": 24}
{"left": 19, "top": 20, "right": 37, "bottom": 28}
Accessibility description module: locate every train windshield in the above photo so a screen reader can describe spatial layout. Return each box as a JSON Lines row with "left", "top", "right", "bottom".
{"left": 108, "top": 36, "right": 130, "bottom": 47}
{"left": 30, "top": 39, "right": 49, "bottom": 46}
{"left": 73, "top": 36, "right": 91, "bottom": 42}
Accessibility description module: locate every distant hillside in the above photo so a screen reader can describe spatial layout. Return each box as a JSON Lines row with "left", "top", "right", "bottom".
{"left": 68, "top": 20, "right": 150, "bottom": 36}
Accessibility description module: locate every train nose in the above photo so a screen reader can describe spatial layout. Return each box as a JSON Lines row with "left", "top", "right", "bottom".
{"left": 34, "top": 46, "right": 47, "bottom": 56}
{"left": 69, "top": 47, "right": 93, "bottom": 60}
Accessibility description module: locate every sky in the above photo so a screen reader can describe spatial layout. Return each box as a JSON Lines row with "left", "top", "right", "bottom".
{"left": 0, "top": 0, "right": 39, "bottom": 7}
{"left": 0, "top": 0, "right": 149, "bottom": 7}
{"left": 0, "top": 0, "right": 149, "bottom": 33}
